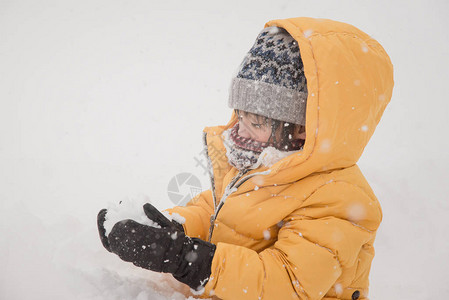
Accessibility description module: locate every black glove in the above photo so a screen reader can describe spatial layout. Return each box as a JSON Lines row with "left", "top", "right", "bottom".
{"left": 97, "top": 203, "right": 183, "bottom": 252}
{"left": 97, "top": 204, "right": 216, "bottom": 290}
{"left": 97, "top": 208, "right": 111, "bottom": 252}
{"left": 142, "top": 203, "right": 185, "bottom": 234}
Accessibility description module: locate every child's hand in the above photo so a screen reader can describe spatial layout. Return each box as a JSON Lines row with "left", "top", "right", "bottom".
{"left": 142, "top": 203, "right": 185, "bottom": 234}
{"left": 97, "top": 209, "right": 112, "bottom": 252}
{"left": 96, "top": 204, "right": 216, "bottom": 291}
{"left": 107, "top": 218, "right": 186, "bottom": 273}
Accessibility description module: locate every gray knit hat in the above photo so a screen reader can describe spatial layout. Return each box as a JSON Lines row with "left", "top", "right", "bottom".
{"left": 228, "top": 26, "right": 308, "bottom": 125}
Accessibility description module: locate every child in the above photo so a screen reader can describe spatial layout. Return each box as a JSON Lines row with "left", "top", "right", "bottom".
{"left": 97, "top": 17, "right": 394, "bottom": 300}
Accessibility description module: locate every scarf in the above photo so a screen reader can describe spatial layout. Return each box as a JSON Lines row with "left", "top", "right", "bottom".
{"left": 222, "top": 123, "right": 304, "bottom": 170}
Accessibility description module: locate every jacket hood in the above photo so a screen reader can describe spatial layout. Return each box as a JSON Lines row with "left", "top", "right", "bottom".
{"left": 204, "top": 17, "right": 394, "bottom": 187}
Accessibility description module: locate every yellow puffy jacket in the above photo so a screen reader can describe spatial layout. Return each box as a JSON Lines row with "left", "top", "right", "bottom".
{"left": 167, "top": 17, "right": 394, "bottom": 300}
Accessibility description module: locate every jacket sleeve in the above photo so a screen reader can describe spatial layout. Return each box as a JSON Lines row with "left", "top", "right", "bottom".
{"left": 203, "top": 182, "right": 382, "bottom": 299}
{"left": 164, "top": 189, "right": 214, "bottom": 241}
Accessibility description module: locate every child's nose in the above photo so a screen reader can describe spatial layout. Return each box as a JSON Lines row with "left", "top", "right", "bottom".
{"left": 238, "top": 122, "right": 252, "bottom": 139}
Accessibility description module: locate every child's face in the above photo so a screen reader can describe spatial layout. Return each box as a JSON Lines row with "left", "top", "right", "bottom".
{"left": 236, "top": 110, "right": 306, "bottom": 143}
{"left": 237, "top": 111, "right": 274, "bottom": 143}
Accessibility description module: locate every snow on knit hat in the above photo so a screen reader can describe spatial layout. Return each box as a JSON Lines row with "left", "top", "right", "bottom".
{"left": 228, "top": 26, "right": 308, "bottom": 125}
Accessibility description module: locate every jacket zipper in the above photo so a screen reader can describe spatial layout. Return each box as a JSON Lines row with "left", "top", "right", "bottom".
{"left": 207, "top": 169, "right": 247, "bottom": 242}
{"left": 202, "top": 131, "right": 271, "bottom": 242}
{"left": 207, "top": 168, "right": 271, "bottom": 242}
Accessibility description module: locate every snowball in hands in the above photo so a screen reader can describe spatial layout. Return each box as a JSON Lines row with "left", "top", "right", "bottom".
{"left": 103, "top": 196, "right": 161, "bottom": 236}
{"left": 102, "top": 195, "right": 186, "bottom": 236}
{"left": 100, "top": 197, "right": 216, "bottom": 291}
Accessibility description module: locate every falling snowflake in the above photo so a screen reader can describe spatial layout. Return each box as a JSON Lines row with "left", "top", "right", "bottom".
{"left": 303, "top": 29, "right": 313, "bottom": 38}
{"left": 320, "top": 139, "right": 331, "bottom": 152}
{"left": 267, "top": 26, "right": 280, "bottom": 34}
{"left": 263, "top": 230, "right": 271, "bottom": 240}
{"left": 334, "top": 283, "right": 343, "bottom": 294}
{"left": 252, "top": 176, "right": 265, "bottom": 186}
{"left": 347, "top": 203, "right": 366, "bottom": 222}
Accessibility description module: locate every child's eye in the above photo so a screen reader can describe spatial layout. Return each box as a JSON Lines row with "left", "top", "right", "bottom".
{"left": 252, "top": 123, "right": 262, "bottom": 129}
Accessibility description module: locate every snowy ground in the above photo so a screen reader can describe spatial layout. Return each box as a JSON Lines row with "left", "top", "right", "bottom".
{"left": 1, "top": 0, "right": 448, "bottom": 299}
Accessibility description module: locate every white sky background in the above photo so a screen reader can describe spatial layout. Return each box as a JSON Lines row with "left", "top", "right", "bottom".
{"left": 1, "top": 0, "right": 448, "bottom": 299}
